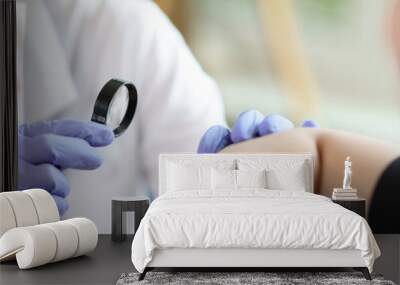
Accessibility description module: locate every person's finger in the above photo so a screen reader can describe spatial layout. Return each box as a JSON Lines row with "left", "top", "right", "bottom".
{"left": 301, "top": 120, "right": 319, "bottom": 128}
{"left": 256, "top": 114, "right": 294, "bottom": 136}
{"left": 197, "top": 125, "right": 232, "bottom": 154}
{"left": 231, "top": 110, "right": 264, "bottom": 143}
{"left": 19, "top": 134, "right": 103, "bottom": 170}
{"left": 19, "top": 119, "right": 114, "bottom": 147}
{"left": 18, "top": 159, "right": 70, "bottom": 198}
{"left": 52, "top": 195, "right": 69, "bottom": 216}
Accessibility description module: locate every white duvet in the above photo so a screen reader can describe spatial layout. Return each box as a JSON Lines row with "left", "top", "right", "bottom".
{"left": 131, "top": 190, "right": 380, "bottom": 273}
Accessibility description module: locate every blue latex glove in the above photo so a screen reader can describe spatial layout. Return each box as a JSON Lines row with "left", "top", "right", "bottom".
{"left": 301, "top": 119, "right": 320, "bottom": 128}
{"left": 256, "top": 114, "right": 294, "bottom": 136}
{"left": 230, "top": 110, "right": 264, "bottom": 143}
{"left": 18, "top": 120, "right": 114, "bottom": 215}
{"left": 197, "top": 125, "right": 232, "bottom": 154}
{"left": 198, "top": 110, "right": 319, "bottom": 154}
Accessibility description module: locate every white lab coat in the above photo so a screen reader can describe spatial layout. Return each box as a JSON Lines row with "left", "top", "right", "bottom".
{"left": 17, "top": 0, "right": 225, "bottom": 233}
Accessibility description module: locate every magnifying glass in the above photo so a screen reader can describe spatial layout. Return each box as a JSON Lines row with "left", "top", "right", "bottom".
{"left": 91, "top": 79, "right": 138, "bottom": 137}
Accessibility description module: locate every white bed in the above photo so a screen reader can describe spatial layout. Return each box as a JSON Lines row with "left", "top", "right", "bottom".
{"left": 131, "top": 154, "right": 380, "bottom": 280}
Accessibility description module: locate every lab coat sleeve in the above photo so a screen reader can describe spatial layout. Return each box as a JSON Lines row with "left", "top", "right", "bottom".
{"left": 122, "top": 1, "right": 227, "bottom": 196}
{"left": 49, "top": 0, "right": 226, "bottom": 196}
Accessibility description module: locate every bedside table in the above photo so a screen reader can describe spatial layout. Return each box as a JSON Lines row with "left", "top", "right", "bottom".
{"left": 112, "top": 196, "right": 150, "bottom": 242}
{"left": 332, "top": 198, "right": 366, "bottom": 218}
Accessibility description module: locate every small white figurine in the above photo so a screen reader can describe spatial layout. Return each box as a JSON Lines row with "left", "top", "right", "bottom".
{"left": 342, "top": 156, "right": 352, "bottom": 190}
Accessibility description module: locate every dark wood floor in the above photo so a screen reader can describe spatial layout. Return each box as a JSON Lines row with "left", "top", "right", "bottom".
{"left": 1, "top": 234, "right": 398, "bottom": 284}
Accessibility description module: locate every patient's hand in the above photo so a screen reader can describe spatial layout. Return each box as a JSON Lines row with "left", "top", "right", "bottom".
{"left": 197, "top": 109, "right": 318, "bottom": 153}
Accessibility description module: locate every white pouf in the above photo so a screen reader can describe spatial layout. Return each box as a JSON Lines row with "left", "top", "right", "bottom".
{"left": 1, "top": 191, "right": 40, "bottom": 227}
{"left": 24, "top": 189, "right": 59, "bottom": 224}
{"left": 0, "top": 190, "right": 98, "bottom": 269}
{"left": 0, "top": 189, "right": 59, "bottom": 237}
{"left": 0, "top": 196, "right": 17, "bottom": 237}
{"left": 0, "top": 218, "right": 98, "bottom": 269}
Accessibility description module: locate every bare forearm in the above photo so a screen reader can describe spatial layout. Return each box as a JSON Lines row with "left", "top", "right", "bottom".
{"left": 220, "top": 128, "right": 400, "bottom": 205}
{"left": 316, "top": 129, "right": 400, "bottom": 203}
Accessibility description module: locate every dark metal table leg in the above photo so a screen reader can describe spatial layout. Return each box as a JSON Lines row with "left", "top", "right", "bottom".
{"left": 112, "top": 200, "right": 124, "bottom": 242}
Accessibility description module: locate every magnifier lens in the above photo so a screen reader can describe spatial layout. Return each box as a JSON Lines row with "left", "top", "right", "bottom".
{"left": 91, "top": 79, "right": 138, "bottom": 137}
{"left": 106, "top": 86, "right": 130, "bottom": 130}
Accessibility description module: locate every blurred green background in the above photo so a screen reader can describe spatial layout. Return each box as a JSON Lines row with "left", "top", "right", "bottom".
{"left": 157, "top": 0, "right": 400, "bottom": 143}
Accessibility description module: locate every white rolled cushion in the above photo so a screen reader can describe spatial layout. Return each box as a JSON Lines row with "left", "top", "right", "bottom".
{"left": 0, "top": 191, "right": 39, "bottom": 227}
{"left": 23, "top": 189, "right": 59, "bottom": 224}
{"left": 0, "top": 196, "right": 17, "bottom": 237}
{"left": 64, "top": 218, "right": 98, "bottom": 257}
{"left": 0, "top": 226, "right": 57, "bottom": 269}
{"left": 236, "top": 169, "right": 267, "bottom": 189}
{"left": 0, "top": 218, "right": 97, "bottom": 269}
{"left": 42, "top": 221, "right": 79, "bottom": 262}
{"left": 167, "top": 163, "right": 211, "bottom": 191}
{"left": 211, "top": 169, "right": 236, "bottom": 190}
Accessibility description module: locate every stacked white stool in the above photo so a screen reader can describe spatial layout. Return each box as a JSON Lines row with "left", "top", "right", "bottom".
{"left": 0, "top": 189, "right": 97, "bottom": 269}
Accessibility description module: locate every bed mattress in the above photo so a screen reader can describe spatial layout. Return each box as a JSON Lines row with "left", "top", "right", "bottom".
{"left": 131, "top": 190, "right": 380, "bottom": 273}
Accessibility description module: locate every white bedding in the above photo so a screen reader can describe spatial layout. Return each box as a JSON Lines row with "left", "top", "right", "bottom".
{"left": 131, "top": 190, "right": 380, "bottom": 273}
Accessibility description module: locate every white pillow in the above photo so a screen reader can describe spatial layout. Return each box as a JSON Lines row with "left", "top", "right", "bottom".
{"left": 236, "top": 169, "right": 267, "bottom": 189}
{"left": 211, "top": 169, "right": 236, "bottom": 190}
{"left": 237, "top": 159, "right": 309, "bottom": 192}
{"left": 267, "top": 166, "right": 307, "bottom": 191}
{"left": 167, "top": 163, "right": 211, "bottom": 191}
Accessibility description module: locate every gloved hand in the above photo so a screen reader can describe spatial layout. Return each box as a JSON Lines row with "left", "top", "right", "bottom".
{"left": 18, "top": 120, "right": 114, "bottom": 215}
{"left": 198, "top": 110, "right": 319, "bottom": 153}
